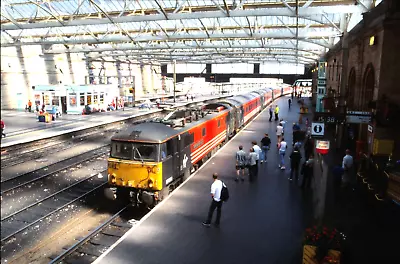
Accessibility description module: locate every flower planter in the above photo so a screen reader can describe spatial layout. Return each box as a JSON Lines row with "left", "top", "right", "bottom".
{"left": 303, "top": 245, "right": 341, "bottom": 264}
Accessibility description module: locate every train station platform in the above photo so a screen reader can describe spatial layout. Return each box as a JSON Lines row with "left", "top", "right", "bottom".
{"left": 0, "top": 94, "right": 223, "bottom": 148}
{"left": 94, "top": 96, "right": 315, "bottom": 264}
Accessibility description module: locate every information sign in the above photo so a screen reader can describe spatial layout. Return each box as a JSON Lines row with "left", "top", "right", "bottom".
{"left": 311, "top": 122, "right": 325, "bottom": 137}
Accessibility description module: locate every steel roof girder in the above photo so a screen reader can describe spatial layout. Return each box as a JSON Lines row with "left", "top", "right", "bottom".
{"left": 1, "top": 5, "right": 366, "bottom": 31}
{"left": 4, "top": 30, "right": 339, "bottom": 46}
{"left": 44, "top": 41, "right": 326, "bottom": 54}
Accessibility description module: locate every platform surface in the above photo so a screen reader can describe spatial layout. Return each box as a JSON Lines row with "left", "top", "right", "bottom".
{"left": 95, "top": 96, "right": 314, "bottom": 264}
{"left": 0, "top": 94, "right": 221, "bottom": 148}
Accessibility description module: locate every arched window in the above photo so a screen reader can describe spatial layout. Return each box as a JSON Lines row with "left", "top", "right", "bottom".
{"left": 362, "top": 64, "right": 375, "bottom": 110}
{"left": 347, "top": 68, "right": 356, "bottom": 109}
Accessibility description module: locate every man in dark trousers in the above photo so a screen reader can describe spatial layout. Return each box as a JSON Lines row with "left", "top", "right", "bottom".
{"left": 260, "top": 133, "right": 271, "bottom": 163}
{"left": 274, "top": 105, "right": 279, "bottom": 121}
{"left": 203, "top": 173, "right": 223, "bottom": 227}
{"left": 269, "top": 105, "right": 273, "bottom": 122}
{"left": 289, "top": 146, "right": 302, "bottom": 181}
{"left": 248, "top": 148, "right": 258, "bottom": 181}
{"left": 304, "top": 136, "right": 314, "bottom": 160}
{"left": 301, "top": 155, "right": 314, "bottom": 189}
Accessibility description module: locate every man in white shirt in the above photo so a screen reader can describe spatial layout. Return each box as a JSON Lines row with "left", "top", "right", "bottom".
{"left": 342, "top": 149, "right": 354, "bottom": 186}
{"left": 252, "top": 141, "right": 261, "bottom": 176}
{"left": 280, "top": 119, "right": 286, "bottom": 134}
{"left": 203, "top": 173, "right": 223, "bottom": 227}
{"left": 248, "top": 147, "right": 258, "bottom": 182}
{"left": 278, "top": 138, "right": 288, "bottom": 170}
{"left": 276, "top": 123, "right": 284, "bottom": 142}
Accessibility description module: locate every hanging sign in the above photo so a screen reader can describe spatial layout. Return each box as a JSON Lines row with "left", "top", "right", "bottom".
{"left": 311, "top": 122, "right": 325, "bottom": 137}
{"left": 316, "top": 140, "right": 330, "bottom": 155}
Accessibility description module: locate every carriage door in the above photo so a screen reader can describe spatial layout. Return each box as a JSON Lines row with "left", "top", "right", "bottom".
{"left": 161, "top": 141, "right": 173, "bottom": 188}
{"left": 172, "top": 136, "right": 181, "bottom": 177}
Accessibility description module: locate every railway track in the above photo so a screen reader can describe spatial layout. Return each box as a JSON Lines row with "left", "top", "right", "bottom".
{"left": 0, "top": 127, "right": 117, "bottom": 170}
{"left": 0, "top": 145, "right": 109, "bottom": 195}
{"left": 1, "top": 171, "right": 108, "bottom": 243}
{"left": 49, "top": 206, "right": 133, "bottom": 264}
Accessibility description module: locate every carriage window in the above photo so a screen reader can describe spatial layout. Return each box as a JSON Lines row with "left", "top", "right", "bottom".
{"left": 218, "top": 120, "right": 221, "bottom": 127}
{"left": 111, "top": 141, "right": 133, "bottom": 159}
{"left": 202, "top": 127, "right": 206, "bottom": 137}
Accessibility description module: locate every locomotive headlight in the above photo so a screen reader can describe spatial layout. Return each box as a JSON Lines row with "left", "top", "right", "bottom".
{"left": 109, "top": 173, "right": 116, "bottom": 184}
{"left": 148, "top": 179, "right": 154, "bottom": 188}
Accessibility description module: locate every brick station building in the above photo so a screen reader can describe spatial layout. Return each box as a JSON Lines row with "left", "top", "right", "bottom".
{"left": 313, "top": 0, "right": 400, "bottom": 160}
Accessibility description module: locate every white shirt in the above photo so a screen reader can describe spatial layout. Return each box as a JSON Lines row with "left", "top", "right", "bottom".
{"left": 211, "top": 180, "right": 223, "bottom": 202}
{"left": 276, "top": 125, "right": 283, "bottom": 136}
{"left": 342, "top": 154, "right": 353, "bottom": 170}
{"left": 252, "top": 145, "right": 261, "bottom": 160}
{"left": 279, "top": 141, "right": 288, "bottom": 152}
{"left": 280, "top": 120, "right": 286, "bottom": 129}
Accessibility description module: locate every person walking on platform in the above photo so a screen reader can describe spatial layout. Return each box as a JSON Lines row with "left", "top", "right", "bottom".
{"left": 235, "top": 146, "right": 247, "bottom": 182}
{"left": 203, "top": 173, "right": 224, "bottom": 227}
{"left": 276, "top": 123, "right": 284, "bottom": 143}
{"left": 304, "top": 136, "right": 314, "bottom": 160}
{"left": 28, "top": 100, "right": 32, "bottom": 112}
{"left": 280, "top": 118, "right": 286, "bottom": 134}
{"left": 342, "top": 149, "right": 354, "bottom": 188}
{"left": 301, "top": 155, "right": 314, "bottom": 189}
{"left": 288, "top": 98, "right": 292, "bottom": 109}
{"left": 252, "top": 141, "right": 261, "bottom": 174}
{"left": 278, "top": 138, "right": 288, "bottom": 170}
{"left": 248, "top": 148, "right": 258, "bottom": 181}
{"left": 1, "top": 120, "right": 6, "bottom": 138}
{"left": 289, "top": 146, "right": 302, "bottom": 181}
{"left": 260, "top": 134, "right": 271, "bottom": 163}
{"left": 274, "top": 105, "right": 280, "bottom": 121}
{"left": 269, "top": 106, "right": 273, "bottom": 122}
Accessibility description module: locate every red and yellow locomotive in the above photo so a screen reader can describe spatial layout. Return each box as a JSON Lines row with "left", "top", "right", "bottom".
{"left": 106, "top": 87, "right": 292, "bottom": 207}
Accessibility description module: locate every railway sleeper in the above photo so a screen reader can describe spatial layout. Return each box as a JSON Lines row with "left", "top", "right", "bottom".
{"left": 100, "top": 227, "right": 126, "bottom": 237}
{"left": 90, "top": 235, "right": 120, "bottom": 246}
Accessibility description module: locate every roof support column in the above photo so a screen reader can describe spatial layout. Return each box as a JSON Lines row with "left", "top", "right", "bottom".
{"left": 116, "top": 61, "right": 124, "bottom": 97}
{"left": 336, "top": 13, "right": 349, "bottom": 149}
{"left": 140, "top": 63, "right": 149, "bottom": 95}
{"left": 173, "top": 60, "right": 176, "bottom": 103}
{"left": 85, "top": 53, "right": 95, "bottom": 84}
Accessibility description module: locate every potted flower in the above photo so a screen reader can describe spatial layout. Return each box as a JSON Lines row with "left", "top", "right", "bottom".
{"left": 303, "top": 226, "right": 344, "bottom": 264}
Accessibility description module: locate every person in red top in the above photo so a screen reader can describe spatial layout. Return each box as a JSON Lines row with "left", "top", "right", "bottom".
{"left": 1, "top": 120, "right": 5, "bottom": 138}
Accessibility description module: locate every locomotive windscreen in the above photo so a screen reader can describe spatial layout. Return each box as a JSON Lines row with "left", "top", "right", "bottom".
{"left": 111, "top": 141, "right": 158, "bottom": 161}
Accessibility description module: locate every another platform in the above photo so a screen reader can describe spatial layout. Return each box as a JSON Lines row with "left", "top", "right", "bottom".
{"left": 0, "top": 94, "right": 223, "bottom": 148}
{"left": 94, "top": 96, "right": 314, "bottom": 264}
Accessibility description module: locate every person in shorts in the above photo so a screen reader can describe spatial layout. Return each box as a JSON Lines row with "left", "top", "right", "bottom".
{"left": 235, "top": 145, "right": 247, "bottom": 182}
{"left": 276, "top": 123, "right": 284, "bottom": 143}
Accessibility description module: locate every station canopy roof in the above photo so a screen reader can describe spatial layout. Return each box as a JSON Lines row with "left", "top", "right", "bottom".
{"left": 1, "top": 0, "right": 380, "bottom": 66}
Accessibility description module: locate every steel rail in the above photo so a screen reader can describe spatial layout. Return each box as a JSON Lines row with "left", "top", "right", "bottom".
{"left": 0, "top": 146, "right": 109, "bottom": 195}
{"left": 1, "top": 179, "right": 108, "bottom": 243}
{"left": 49, "top": 206, "right": 129, "bottom": 264}
{"left": 1, "top": 171, "right": 105, "bottom": 222}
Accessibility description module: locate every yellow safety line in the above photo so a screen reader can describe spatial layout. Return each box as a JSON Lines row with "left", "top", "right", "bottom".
{"left": 375, "top": 194, "right": 384, "bottom": 201}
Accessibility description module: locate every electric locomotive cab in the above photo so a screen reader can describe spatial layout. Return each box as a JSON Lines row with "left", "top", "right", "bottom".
{"left": 106, "top": 122, "right": 191, "bottom": 207}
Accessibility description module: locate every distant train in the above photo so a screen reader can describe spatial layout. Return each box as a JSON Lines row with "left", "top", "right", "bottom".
{"left": 106, "top": 85, "right": 293, "bottom": 207}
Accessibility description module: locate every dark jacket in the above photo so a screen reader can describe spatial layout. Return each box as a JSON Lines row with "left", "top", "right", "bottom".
{"left": 290, "top": 150, "right": 302, "bottom": 165}
{"left": 261, "top": 136, "right": 271, "bottom": 147}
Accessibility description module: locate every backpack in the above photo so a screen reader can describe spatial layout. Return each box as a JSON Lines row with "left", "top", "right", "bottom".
{"left": 220, "top": 181, "right": 229, "bottom": 202}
